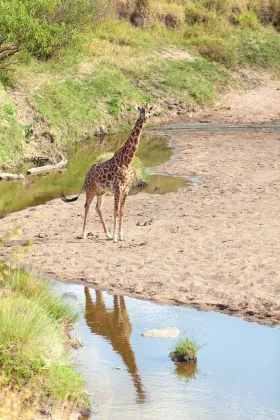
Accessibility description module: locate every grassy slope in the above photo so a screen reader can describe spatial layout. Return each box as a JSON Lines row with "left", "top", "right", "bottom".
{"left": 0, "top": 1, "right": 280, "bottom": 166}
{"left": 0, "top": 256, "right": 88, "bottom": 418}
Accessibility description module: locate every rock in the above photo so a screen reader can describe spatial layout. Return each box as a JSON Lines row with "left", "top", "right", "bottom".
{"left": 169, "top": 351, "right": 197, "bottom": 364}
{"left": 130, "top": 13, "right": 144, "bottom": 27}
{"left": 165, "top": 13, "right": 181, "bottom": 29}
{"left": 62, "top": 292, "right": 78, "bottom": 300}
{"left": 79, "top": 407, "right": 92, "bottom": 417}
{"left": 37, "top": 232, "right": 47, "bottom": 238}
{"left": 31, "top": 156, "right": 53, "bottom": 166}
{"left": 141, "top": 327, "right": 180, "bottom": 338}
{"left": 94, "top": 125, "right": 107, "bottom": 136}
{"left": 41, "top": 131, "right": 55, "bottom": 143}
{"left": 0, "top": 172, "right": 24, "bottom": 181}
{"left": 71, "top": 337, "right": 84, "bottom": 349}
{"left": 167, "top": 99, "right": 180, "bottom": 106}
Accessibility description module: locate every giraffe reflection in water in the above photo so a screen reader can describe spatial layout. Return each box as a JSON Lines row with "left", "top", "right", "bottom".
{"left": 84, "top": 287, "right": 146, "bottom": 404}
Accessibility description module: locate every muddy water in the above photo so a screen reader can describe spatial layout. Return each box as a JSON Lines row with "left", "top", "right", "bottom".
{"left": 0, "top": 133, "right": 194, "bottom": 218}
{"left": 56, "top": 282, "right": 280, "bottom": 420}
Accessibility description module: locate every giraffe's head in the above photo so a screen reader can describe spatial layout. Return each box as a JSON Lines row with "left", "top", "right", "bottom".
{"left": 135, "top": 103, "right": 153, "bottom": 123}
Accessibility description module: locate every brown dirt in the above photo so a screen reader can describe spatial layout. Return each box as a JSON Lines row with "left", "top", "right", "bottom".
{"left": 1, "top": 82, "right": 280, "bottom": 326}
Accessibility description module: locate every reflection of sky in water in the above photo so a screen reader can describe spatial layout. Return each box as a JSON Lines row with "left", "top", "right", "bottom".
{"left": 56, "top": 282, "right": 280, "bottom": 420}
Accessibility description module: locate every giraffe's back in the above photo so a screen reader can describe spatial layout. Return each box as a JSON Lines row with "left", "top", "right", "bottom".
{"left": 84, "top": 158, "right": 132, "bottom": 193}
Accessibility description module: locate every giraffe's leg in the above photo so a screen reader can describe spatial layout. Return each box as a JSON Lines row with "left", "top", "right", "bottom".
{"left": 113, "top": 189, "right": 121, "bottom": 243}
{"left": 96, "top": 195, "right": 112, "bottom": 240}
{"left": 118, "top": 188, "right": 129, "bottom": 241}
{"left": 82, "top": 189, "right": 96, "bottom": 239}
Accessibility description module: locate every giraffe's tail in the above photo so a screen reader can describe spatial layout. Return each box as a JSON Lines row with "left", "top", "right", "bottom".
{"left": 61, "top": 184, "right": 84, "bottom": 203}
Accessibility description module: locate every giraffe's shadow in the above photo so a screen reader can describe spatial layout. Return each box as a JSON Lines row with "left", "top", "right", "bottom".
{"left": 84, "top": 288, "right": 146, "bottom": 404}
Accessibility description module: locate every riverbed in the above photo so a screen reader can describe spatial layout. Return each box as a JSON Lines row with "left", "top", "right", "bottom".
{"left": 57, "top": 281, "right": 280, "bottom": 420}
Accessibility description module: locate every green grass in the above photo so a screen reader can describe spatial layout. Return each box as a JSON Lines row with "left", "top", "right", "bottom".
{"left": 0, "top": 263, "right": 88, "bottom": 415}
{"left": 0, "top": 1, "right": 280, "bottom": 166}
{"left": 0, "top": 85, "right": 26, "bottom": 164}
{"left": 172, "top": 335, "right": 201, "bottom": 360}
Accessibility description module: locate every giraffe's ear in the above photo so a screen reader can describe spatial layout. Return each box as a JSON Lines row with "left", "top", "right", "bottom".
{"left": 149, "top": 106, "right": 153, "bottom": 111}
{"left": 135, "top": 105, "right": 141, "bottom": 112}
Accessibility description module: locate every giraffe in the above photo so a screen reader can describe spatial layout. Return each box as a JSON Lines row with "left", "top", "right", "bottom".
{"left": 62, "top": 104, "right": 153, "bottom": 243}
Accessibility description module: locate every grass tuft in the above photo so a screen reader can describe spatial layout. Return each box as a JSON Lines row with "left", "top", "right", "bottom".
{"left": 0, "top": 264, "right": 88, "bottom": 416}
{"left": 171, "top": 335, "right": 201, "bottom": 364}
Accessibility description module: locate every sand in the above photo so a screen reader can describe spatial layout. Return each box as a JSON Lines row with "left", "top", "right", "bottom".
{"left": 1, "top": 82, "right": 280, "bottom": 326}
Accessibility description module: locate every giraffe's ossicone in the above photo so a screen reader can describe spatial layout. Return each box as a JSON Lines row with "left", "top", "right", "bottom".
{"left": 62, "top": 104, "right": 153, "bottom": 243}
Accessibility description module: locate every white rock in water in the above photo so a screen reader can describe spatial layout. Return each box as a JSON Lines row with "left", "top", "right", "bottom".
{"left": 141, "top": 327, "right": 180, "bottom": 338}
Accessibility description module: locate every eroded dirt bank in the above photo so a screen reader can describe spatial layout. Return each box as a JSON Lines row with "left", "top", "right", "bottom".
{"left": 1, "top": 83, "right": 280, "bottom": 326}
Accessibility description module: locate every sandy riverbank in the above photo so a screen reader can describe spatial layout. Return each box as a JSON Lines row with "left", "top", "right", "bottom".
{"left": 1, "top": 82, "right": 280, "bottom": 326}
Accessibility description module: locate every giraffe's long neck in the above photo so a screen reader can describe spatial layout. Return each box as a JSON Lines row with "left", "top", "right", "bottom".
{"left": 114, "top": 117, "right": 144, "bottom": 167}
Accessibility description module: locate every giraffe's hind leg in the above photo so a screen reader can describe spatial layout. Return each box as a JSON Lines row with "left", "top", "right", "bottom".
{"left": 96, "top": 195, "right": 112, "bottom": 240}
{"left": 82, "top": 189, "right": 96, "bottom": 239}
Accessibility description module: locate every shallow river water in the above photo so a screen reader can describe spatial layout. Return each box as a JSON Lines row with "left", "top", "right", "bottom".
{"left": 0, "top": 132, "right": 194, "bottom": 218}
{"left": 56, "top": 282, "right": 280, "bottom": 420}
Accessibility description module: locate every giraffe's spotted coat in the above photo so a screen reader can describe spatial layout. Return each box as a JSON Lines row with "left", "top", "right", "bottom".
{"left": 74, "top": 104, "right": 153, "bottom": 242}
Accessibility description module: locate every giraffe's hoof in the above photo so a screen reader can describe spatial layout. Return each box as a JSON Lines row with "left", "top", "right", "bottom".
{"left": 106, "top": 233, "right": 113, "bottom": 240}
{"left": 113, "top": 239, "right": 118, "bottom": 243}
{"left": 119, "top": 237, "right": 125, "bottom": 241}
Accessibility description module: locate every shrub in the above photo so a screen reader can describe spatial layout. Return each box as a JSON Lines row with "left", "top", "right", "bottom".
{"left": 193, "top": 37, "right": 238, "bottom": 68}
{"left": 185, "top": 4, "right": 216, "bottom": 25}
{"left": 0, "top": 0, "right": 112, "bottom": 59}
{"left": 0, "top": 37, "right": 20, "bottom": 70}
{"left": 254, "top": 0, "right": 280, "bottom": 30}
{"left": 233, "top": 11, "right": 262, "bottom": 29}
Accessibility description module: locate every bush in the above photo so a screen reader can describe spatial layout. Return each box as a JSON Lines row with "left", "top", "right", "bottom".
{"left": 0, "top": 0, "right": 111, "bottom": 59}
{"left": 185, "top": 4, "right": 216, "bottom": 25}
{"left": 193, "top": 37, "right": 238, "bottom": 68}
{"left": 254, "top": 0, "right": 280, "bottom": 30}
{"left": 233, "top": 11, "right": 262, "bottom": 29}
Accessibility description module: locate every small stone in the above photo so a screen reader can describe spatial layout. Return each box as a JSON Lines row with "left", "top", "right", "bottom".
{"left": 71, "top": 337, "right": 84, "bottom": 349}
{"left": 62, "top": 292, "right": 77, "bottom": 300}
{"left": 141, "top": 327, "right": 180, "bottom": 338}
{"left": 38, "top": 232, "right": 47, "bottom": 238}
{"left": 79, "top": 406, "right": 92, "bottom": 417}
{"left": 94, "top": 125, "right": 107, "bottom": 136}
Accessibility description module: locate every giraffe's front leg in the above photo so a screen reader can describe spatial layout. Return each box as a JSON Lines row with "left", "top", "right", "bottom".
{"left": 96, "top": 195, "right": 112, "bottom": 240}
{"left": 119, "top": 187, "right": 129, "bottom": 241}
{"left": 113, "top": 189, "right": 121, "bottom": 243}
{"left": 82, "top": 189, "right": 96, "bottom": 239}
